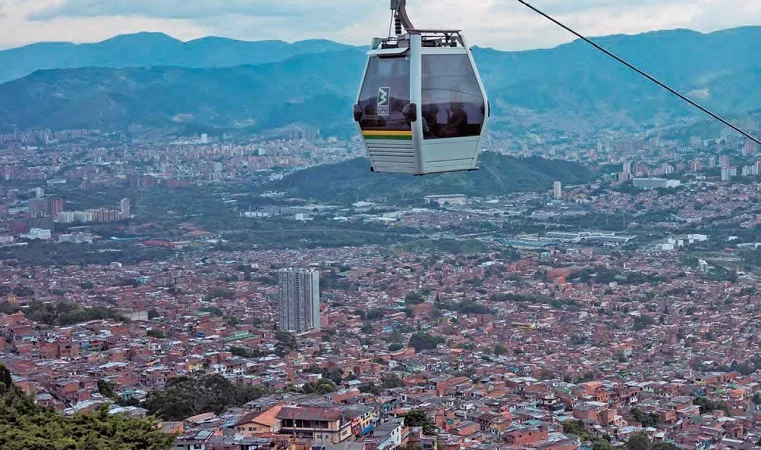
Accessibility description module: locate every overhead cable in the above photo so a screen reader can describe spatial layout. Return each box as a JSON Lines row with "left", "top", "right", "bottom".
{"left": 515, "top": 0, "right": 761, "bottom": 145}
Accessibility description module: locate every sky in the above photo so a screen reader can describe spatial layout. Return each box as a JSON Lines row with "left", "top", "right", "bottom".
{"left": 0, "top": 0, "right": 760, "bottom": 51}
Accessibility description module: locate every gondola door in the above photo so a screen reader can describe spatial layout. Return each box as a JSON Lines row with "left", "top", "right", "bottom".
{"left": 356, "top": 51, "right": 419, "bottom": 174}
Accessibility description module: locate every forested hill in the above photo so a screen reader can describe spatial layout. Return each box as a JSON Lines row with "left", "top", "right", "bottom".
{"left": 262, "top": 153, "right": 595, "bottom": 204}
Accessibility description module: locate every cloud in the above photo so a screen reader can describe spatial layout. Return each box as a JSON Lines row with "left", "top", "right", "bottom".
{"left": 3, "top": 0, "right": 761, "bottom": 50}
{"left": 0, "top": 0, "right": 209, "bottom": 49}
{"left": 28, "top": 0, "right": 316, "bottom": 20}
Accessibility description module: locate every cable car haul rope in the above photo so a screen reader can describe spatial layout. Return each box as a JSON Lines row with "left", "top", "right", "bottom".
{"left": 354, "top": 0, "right": 761, "bottom": 176}
{"left": 514, "top": 0, "right": 761, "bottom": 146}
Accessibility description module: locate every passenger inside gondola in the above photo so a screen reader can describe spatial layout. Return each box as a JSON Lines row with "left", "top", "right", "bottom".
{"left": 440, "top": 102, "right": 468, "bottom": 138}
{"left": 422, "top": 104, "right": 440, "bottom": 138}
{"left": 421, "top": 54, "right": 484, "bottom": 140}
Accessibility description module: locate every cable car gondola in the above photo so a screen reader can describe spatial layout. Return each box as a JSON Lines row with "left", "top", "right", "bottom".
{"left": 353, "top": 0, "right": 489, "bottom": 175}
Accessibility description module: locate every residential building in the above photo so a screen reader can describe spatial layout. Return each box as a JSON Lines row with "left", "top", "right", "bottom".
{"left": 276, "top": 407, "right": 351, "bottom": 444}
{"left": 632, "top": 178, "right": 680, "bottom": 190}
{"left": 278, "top": 268, "right": 320, "bottom": 332}
{"left": 120, "top": 198, "right": 131, "bottom": 220}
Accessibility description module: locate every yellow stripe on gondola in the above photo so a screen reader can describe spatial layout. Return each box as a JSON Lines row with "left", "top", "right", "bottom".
{"left": 362, "top": 130, "right": 413, "bottom": 140}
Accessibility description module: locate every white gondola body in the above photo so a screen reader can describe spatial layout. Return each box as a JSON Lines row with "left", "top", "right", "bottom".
{"left": 354, "top": 32, "right": 489, "bottom": 175}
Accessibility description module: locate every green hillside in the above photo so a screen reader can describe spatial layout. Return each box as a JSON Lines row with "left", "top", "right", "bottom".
{"left": 262, "top": 152, "right": 595, "bottom": 204}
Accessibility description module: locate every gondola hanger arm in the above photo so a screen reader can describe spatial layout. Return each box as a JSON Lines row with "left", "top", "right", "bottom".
{"left": 391, "top": 0, "right": 416, "bottom": 33}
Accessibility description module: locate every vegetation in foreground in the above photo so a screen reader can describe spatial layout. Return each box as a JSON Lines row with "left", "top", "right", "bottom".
{"left": 0, "top": 365, "right": 175, "bottom": 450}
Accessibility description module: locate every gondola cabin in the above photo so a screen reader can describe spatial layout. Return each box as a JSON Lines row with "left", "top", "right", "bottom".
{"left": 354, "top": 29, "right": 489, "bottom": 175}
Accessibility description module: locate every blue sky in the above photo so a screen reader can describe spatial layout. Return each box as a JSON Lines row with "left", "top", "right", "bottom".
{"left": 1, "top": 0, "right": 760, "bottom": 50}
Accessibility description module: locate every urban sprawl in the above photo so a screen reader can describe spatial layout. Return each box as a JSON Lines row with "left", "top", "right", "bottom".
{"left": 1, "top": 126, "right": 761, "bottom": 450}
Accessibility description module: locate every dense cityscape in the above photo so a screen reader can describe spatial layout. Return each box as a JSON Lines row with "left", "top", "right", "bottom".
{"left": 2, "top": 0, "right": 761, "bottom": 445}
{"left": 0, "top": 114, "right": 760, "bottom": 450}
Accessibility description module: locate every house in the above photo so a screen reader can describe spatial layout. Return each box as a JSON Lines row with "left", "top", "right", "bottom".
{"left": 365, "top": 419, "right": 405, "bottom": 450}
{"left": 235, "top": 405, "right": 283, "bottom": 437}
{"left": 277, "top": 406, "right": 352, "bottom": 444}
{"left": 503, "top": 425, "right": 549, "bottom": 446}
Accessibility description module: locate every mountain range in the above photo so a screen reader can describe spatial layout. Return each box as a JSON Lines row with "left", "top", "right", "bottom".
{"left": 0, "top": 32, "right": 356, "bottom": 84}
{"left": 1, "top": 28, "right": 760, "bottom": 135}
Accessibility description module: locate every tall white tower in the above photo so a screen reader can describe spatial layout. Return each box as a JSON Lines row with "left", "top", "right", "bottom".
{"left": 119, "top": 198, "right": 131, "bottom": 219}
{"left": 278, "top": 268, "right": 320, "bottom": 332}
{"left": 553, "top": 181, "right": 562, "bottom": 200}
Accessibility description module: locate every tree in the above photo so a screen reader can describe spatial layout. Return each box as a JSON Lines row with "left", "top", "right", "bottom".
{"left": 405, "top": 292, "right": 425, "bottom": 306}
{"left": 322, "top": 368, "right": 345, "bottom": 385}
{"left": 408, "top": 333, "right": 445, "bottom": 352}
{"left": 388, "top": 343, "right": 403, "bottom": 352}
{"left": 651, "top": 443, "right": 679, "bottom": 450}
{"left": 693, "top": 397, "right": 730, "bottom": 415}
{"left": 13, "top": 286, "right": 35, "bottom": 298}
{"left": 147, "top": 329, "right": 165, "bottom": 339}
{"left": 365, "top": 309, "right": 385, "bottom": 321}
{"left": 562, "top": 420, "right": 591, "bottom": 441}
{"left": 494, "top": 344, "right": 508, "bottom": 356}
{"left": 144, "top": 374, "right": 267, "bottom": 421}
{"left": 303, "top": 379, "right": 336, "bottom": 395}
{"left": 97, "top": 379, "right": 117, "bottom": 399}
{"left": 199, "top": 306, "right": 223, "bottom": 317}
{"left": 0, "top": 365, "right": 12, "bottom": 391}
{"left": 305, "top": 364, "right": 323, "bottom": 374}
{"left": 275, "top": 331, "right": 297, "bottom": 357}
{"left": 626, "top": 432, "right": 651, "bottom": 450}
{"left": 634, "top": 315, "right": 655, "bottom": 330}
{"left": 593, "top": 440, "right": 613, "bottom": 450}
{"left": 359, "top": 383, "right": 382, "bottom": 396}
{"left": 630, "top": 407, "right": 659, "bottom": 427}
{"left": 0, "top": 365, "right": 176, "bottom": 450}
{"left": 381, "top": 373, "right": 403, "bottom": 389}
{"left": 402, "top": 408, "right": 437, "bottom": 435}
{"left": 230, "top": 346, "right": 261, "bottom": 359}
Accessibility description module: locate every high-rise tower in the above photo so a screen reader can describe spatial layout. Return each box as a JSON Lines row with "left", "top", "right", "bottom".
{"left": 553, "top": 181, "right": 562, "bottom": 200}
{"left": 120, "top": 198, "right": 131, "bottom": 220}
{"left": 278, "top": 268, "right": 320, "bottom": 332}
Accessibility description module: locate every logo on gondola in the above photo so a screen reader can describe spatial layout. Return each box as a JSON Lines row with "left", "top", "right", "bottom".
{"left": 377, "top": 87, "right": 390, "bottom": 116}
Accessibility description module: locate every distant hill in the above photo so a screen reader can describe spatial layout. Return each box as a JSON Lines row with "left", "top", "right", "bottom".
{"left": 261, "top": 153, "right": 595, "bottom": 203}
{"left": 0, "top": 32, "right": 357, "bottom": 83}
{"left": 2, "top": 27, "right": 761, "bottom": 134}
{"left": 477, "top": 27, "right": 761, "bottom": 132}
{"left": 0, "top": 50, "right": 367, "bottom": 134}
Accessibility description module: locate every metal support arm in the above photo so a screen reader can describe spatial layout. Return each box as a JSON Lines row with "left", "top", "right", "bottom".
{"left": 390, "top": 0, "right": 416, "bottom": 33}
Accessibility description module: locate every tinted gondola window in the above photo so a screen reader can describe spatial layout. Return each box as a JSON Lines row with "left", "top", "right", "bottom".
{"left": 421, "top": 54, "right": 485, "bottom": 139}
{"left": 358, "top": 57, "right": 411, "bottom": 131}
